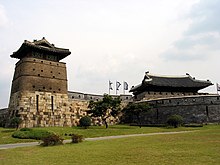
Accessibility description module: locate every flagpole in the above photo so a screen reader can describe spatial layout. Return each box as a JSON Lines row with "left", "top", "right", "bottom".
{"left": 123, "top": 81, "right": 125, "bottom": 95}
{"left": 108, "top": 80, "right": 111, "bottom": 95}
{"left": 109, "top": 81, "right": 110, "bottom": 95}
{"left": 116, "top": 81, "right": 117, "bottom": 95}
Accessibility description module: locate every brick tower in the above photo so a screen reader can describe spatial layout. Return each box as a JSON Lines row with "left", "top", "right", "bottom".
{"left": 8, "top": 38, "right": 72, "bottom": 127}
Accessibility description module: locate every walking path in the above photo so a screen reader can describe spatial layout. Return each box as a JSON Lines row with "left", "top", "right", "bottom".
{"left": 0, "top": 130, "right": 195, "bottom": 150}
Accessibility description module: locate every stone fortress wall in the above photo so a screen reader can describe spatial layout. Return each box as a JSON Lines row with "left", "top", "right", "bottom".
{"left": 2, "top": 91, "right": 220, "bottom": 127}
{"left": 0, "top": 108, "right": 8, "bottom": 126}
{"left": 137, "top": 94, "right": 220, "bottom": 124}
{"left": 7, "top": 89, "right": 132, "bottom": 128}
{"left": 134, "top": 91, "right": 211, "bottom": 101}
{"left": 68, "top": 92, "right": 132, "bottom": 126}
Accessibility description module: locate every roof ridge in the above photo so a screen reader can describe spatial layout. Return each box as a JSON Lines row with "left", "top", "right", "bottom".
{"left": 147, "top": 73, "right": 189, "bottom": 78}
{"left": 11, "top": 38, "right": 71, "bottom": 60}
{"left": 33, "top": 37, "right": 54, "bottom": 48}
{"left": 146, "top": 72, "right": 211, "bottom": 84}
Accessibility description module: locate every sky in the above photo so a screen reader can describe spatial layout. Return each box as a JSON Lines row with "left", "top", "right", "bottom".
{"left": 0, "top": 0, "right": 219, "bottom": 108}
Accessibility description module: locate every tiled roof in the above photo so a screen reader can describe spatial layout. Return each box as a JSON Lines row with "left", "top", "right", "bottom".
{"left": 11, "top": 37, "right": 71, "bottom": 60}
{"left": 130, "top": 72, "right": 213, "bottom": 93}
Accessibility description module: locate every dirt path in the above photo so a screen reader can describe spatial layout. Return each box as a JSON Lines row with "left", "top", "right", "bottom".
{"left": 0, "top": 130, "right": 196, "bottom": 150}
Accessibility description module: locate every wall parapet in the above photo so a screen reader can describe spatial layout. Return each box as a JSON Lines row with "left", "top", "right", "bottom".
{"left": 139, "top": 94, "right": 220, "bottom": 107}
{"left": 68, "top": 91, "right": 133, "bottom": 102}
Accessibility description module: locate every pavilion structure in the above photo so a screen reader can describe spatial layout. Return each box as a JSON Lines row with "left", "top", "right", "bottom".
{"left": 130, "top": 72, "right": 213, "bottom": 101}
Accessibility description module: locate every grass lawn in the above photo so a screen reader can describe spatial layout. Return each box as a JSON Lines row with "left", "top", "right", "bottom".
{"left": 0, "top": 125, "right": 219, "bottom": 165}
{"left": 0, "top": 124, "right": 202, "bottom": 144}
{"left": 0, "top": 128, "right": 37, "bottom": 144}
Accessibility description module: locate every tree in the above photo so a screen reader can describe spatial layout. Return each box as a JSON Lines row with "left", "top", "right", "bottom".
{"left": 166, "top": 115, "right": 183, "bottom": 128}
{"left": 79, "top": 116, "right": 91, "bottom": 129}
{"left": 10, "top": 117, "right": 22, "bottom": 130}
{"left": 88, "top": 94, "right": 121, "bottom": 128}
{"left": 123, "top": 102, "right": 150, "bottom": 128}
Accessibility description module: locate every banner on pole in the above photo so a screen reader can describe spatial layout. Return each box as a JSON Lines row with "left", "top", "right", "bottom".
{"left": 124, "top": 81, "right": 128, "bottom": 90}
{"left": 109, "top": 80, "right": 113, "bottom": 90}
{"left": 116, "top": 81, "right": 121, "bottom": 91}
{"left": 217, "top": 83, "right": 220, "bottom": 91}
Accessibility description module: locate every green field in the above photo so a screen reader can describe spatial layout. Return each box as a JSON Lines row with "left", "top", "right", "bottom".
{"left": 0, "top": 125, "right": 202, "bottom": 144}
{"left": 0, "top": 125, "right": 220, "bottom": 165}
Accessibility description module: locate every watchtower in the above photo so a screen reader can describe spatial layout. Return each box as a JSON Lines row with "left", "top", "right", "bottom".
{"left": 8, "top": 38, "right": 72, "bottom": 127}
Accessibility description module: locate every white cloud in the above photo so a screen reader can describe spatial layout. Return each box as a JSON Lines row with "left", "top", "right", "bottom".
{"left": 162, "top": 32, "right": 220, "bottom": 61}
{"left": 185, "top": 0, "right": 220, "bottom": 35}
{"left": 161, "top": 0, "right": 220, "bottom": 61}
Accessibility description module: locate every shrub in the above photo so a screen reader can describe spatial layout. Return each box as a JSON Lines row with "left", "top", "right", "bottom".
{"left": 41, "top": 134, "right": 64, "bottom": 146}
{"left": 20, "top": 128, "right": 32, "bottom": 131}
{"left": 71, "top": 134, "right": 84, "bottom": 143}
{"left": 12, "top": 131, "right": 31, "bottom": 139}
{"left": 79, "top": 116, "right": 91, "bottom": 129}
{"left": 29, "top": 130, "right": 54, "bottom": 140}
{"left": 12, "top": 129, "right": 53, "bottom": 140}
{"left": 166, "top": 115, "right": 183, "bottom": 128}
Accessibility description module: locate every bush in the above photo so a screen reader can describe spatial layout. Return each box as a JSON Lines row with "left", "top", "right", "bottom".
{"left": 12, "top": 131, "right": 31, "bottom": 139}
{"left": 71, "top": 134, "right": 84, "bottom": 143}
{"left": 79, "top": 116, "right": 91, "bottom": 129}
{"left": 41, "top": 134, "right": 64, "bottom": 146}
{"left": 20, "top": 128, "right": 32, "bottom": 131}
{"left": 12, "top": 129, "right": 54, "bottom": 140}
{"left": 166, "top": 115, "right": 183, "bottom": 128}
{"left": 29, "top": 130, "right": 54, "bottom": 140}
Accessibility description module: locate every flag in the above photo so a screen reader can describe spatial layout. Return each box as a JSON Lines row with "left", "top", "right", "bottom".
{"left": 109, "top": 81, "right": 113, "bottom": 90}
{"left": 116, "top": 81, "right": 121, "bottom": 90}
{"left": 124, "top": 81, "right": 128, "bottom": 90}
{"left": 217, "top": 83, "right": 220, "bottom": 91}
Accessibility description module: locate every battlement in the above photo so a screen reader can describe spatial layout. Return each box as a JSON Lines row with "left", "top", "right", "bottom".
{"left": 68, "top": 91, "right": 132, "bottom": 102}
{"left": 141, "top": 94, "right": 220, "bottom": 106}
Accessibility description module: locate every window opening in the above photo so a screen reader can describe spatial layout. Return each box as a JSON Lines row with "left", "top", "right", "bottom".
{"left": 36, "top": 95, "right": 39, "bottom": 112}
{"left": 51, "top": 96, "right": 54, "bottom": 111}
